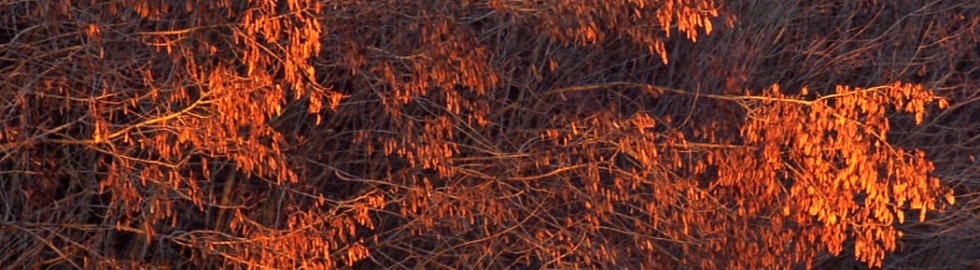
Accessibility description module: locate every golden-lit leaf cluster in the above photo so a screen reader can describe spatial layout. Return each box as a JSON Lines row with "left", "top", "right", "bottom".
{"left": 738, "top": 82, "right": 954, "bottom": 267}
{"left": 496, "top": 0, "right": 724, "bottom": 63}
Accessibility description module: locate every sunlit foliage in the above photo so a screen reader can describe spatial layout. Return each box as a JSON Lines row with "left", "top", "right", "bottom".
{"left": 1, "top": 0, "right": 977, "bottom": 269}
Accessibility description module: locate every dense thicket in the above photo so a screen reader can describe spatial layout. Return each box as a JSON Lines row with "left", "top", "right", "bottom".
{"left": 1, "top": 0, "right": 977, "bottom": 269}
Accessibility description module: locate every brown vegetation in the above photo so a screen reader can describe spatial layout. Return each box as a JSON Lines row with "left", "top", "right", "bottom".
{"left": 1, "top": 0, "right": 977, "bottom": 269}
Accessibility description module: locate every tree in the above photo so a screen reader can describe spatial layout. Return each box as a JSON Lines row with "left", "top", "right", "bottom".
{"left": 2, "top": 0, "right": 975, "bottom": 269}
